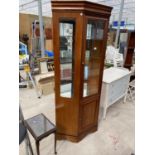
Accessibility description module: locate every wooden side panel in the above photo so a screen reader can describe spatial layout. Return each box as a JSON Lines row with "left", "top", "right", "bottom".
{"left": 56, "top": 99, "right": 78, "bottom": 135}
{"left": 128, "top": 32, "right": 135, "bottom": 47}
{"left": 124, "top": 31, "right": 135, "bottom": 69}
{"left": 125, "top": 49, "right": 134, "bottom": 64}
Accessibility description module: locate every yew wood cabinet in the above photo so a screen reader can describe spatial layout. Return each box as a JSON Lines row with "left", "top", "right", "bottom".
{"left": 51, "top": 0, "right": 112, "bottom": 142}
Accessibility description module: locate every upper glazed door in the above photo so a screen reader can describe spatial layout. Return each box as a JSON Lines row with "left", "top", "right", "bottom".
{"left": 59, "top": 20, "right": 75, "bottom": 98}
{"left": 82, "top": 18, "right": 105, "bottom": 98}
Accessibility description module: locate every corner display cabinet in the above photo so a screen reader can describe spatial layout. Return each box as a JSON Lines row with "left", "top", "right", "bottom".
{"left": 52, "top": 0, "right": 112, "bottom": 142}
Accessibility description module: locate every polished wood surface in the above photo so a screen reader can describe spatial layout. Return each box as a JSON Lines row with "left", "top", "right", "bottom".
{"left": 124, "top": 31, "right": 135, "bottom": 69}
{"left": 52, "top": 0, "right": 112, "bottom": 142}
{"left": 52, "top": 0, "right": 112, "bottom": 17}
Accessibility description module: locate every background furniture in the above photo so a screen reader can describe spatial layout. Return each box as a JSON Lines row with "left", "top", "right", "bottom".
{"left": 52, "top": 0, "right": 112, "bottom": 142}
{"left": 19, "top": 106, "right": 34, "bottom": 155}
{"left": 34, "top": 71, "right": 54, "bottom": 95}
{"left": 25, "top": 114, "right": 57, "bottom": 155}
{"left": 124, "top": 31, "right": 135, "bottom": 70}
{"left": 105, "top": 45, "right": 124, "bottom": 67}
{"left": 100, "top": 67, "right": 131, "bottom": 119}
{"left": 124, "top": 79, "right": 135, "bottom": 102}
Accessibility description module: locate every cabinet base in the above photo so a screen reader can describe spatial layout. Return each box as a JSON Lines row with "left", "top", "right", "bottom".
{"left": 56, "top": 125, "right": 97, "bottom": 142}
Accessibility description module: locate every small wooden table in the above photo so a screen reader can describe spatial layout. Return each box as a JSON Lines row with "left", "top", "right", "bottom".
{"left": 25, "top": 113, "right": 57, "bottom": 155}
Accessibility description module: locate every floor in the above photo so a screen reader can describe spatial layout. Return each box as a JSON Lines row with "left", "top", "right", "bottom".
{"left": 19, "top": 87, "right": 135, "bottom": 155}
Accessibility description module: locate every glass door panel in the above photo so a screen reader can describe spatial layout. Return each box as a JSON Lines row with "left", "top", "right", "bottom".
{"left": 83, "top": 20, "right": 104, "bottom": 97}
{"left": 59, "top": 21, "right": 75, "bottom": 98}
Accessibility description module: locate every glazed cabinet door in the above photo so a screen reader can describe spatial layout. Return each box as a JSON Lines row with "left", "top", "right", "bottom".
{"left": 53, "top": 13, "right": 84, "bottom": 136}
{"left": 59, "top": 21, "right": 75, "bottom": 98}
{"left": 80, "top": 17, "right": 107, "bottom": 131}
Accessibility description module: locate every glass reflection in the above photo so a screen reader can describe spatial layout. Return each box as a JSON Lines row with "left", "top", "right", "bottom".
{"left": 59, "top": 21, "right": 75, "bottom": 98}
{"left": 83, "top": 20, "right": 104, "bottom": 97}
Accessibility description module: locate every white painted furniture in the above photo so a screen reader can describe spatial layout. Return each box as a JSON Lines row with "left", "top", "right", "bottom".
{"left": 34, "top": 71, "right": 54, "bottom": 95}
{"left": 124, "top": 80, "right": 135, "bottom": 102}
{"left": 100, "top": 67, "right": 131, "bottom": 119}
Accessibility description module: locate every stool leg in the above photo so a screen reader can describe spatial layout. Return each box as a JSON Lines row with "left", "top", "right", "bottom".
{"left": 24, "top": 138, "right": 29, "bottom": 155}
{"left": 129, "top": 86, "right": 133, "bottom": 101}
{"left": 123, "top": 88, "right": 128, "bottom": 103}
{"left": 103, "top": 103, "right": 108, "bottom": 120}
{"left": 26, "top": 133, "right": 34, "bottom": 155}
{"left": 36, "top": 141, "right": 40, "bottom": 155}
{"left": 54, "top": 133, "right": 57, "bottom": 154}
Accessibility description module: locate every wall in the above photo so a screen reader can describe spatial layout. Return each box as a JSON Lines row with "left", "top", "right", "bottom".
{"left": 19, "top": 13, "right": 53, "bottom": 52}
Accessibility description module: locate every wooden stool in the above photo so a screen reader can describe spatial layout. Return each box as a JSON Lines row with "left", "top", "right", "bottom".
{"left": 25, "top": 113, "right": 57, "bottom": 155}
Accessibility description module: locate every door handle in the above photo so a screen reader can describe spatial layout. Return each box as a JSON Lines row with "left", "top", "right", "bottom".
{"left": 82, "top": 62, "right": 85, "bottom": 65}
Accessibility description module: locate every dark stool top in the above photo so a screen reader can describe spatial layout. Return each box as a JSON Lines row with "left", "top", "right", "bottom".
{"left": 25, "top": 113, "right": 56, "bottom": 141}
{"left": 19, "top": 122, "right": 27, "bottom": 144}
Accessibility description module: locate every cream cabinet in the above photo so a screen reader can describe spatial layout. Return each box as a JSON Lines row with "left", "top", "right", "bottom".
{"left": 100, "top": 67, "right": 131, "bottom": 119}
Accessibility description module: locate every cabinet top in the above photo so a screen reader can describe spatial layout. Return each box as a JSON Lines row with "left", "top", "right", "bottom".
{"left": 51, "top": 0, "right": 112, "bottom": 18}
{"left": 103, "top": 67, "right": 131, "bottom": 83}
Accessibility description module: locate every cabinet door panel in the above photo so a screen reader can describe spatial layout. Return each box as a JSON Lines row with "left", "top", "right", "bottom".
{"left": 81, "top": 101, "right": 97, "bottom": 128}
